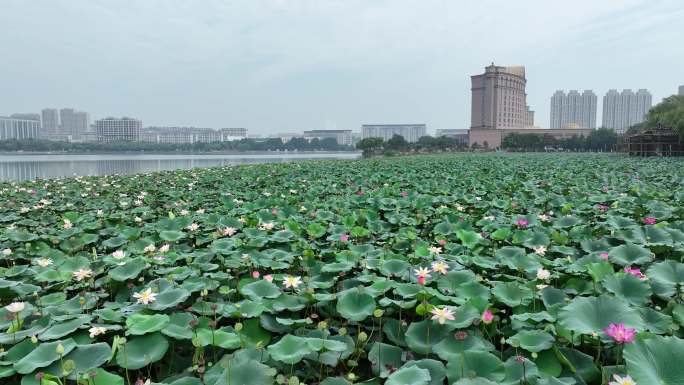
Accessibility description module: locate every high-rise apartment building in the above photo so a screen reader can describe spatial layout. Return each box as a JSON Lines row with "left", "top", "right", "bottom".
{"left": 602, "top": 89, "right": 652, "bottom": 133}
{"left": 41, "top": 108, "right": 59, "bottom": 135}
{"left": 679, "top": 85, "right": 684, "bottom": 95}
{"left": 471, "top": 63, "right": 531, "bottom": 129}
{"left": 95, "top": 117, "right": 142, "bottom": 142}
{"left": 74, "top": 111, "right": 90, "bottom": 134}
{"left": 303, "top": 130, "right": 353, "bottom": 145}
{"left": 549, "top": 90, "right": 597, "bottom": 128}
{"left": 0, "top": 116, "right": 40, "bottom": 140}
{"left": 361, "top": 124, "right": 426, "bottom": 143}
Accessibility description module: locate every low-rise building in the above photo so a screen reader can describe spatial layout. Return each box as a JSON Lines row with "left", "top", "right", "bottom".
{"left": 435, "top": 129, "right": 469, "bottom": 145}
{"left": 302, "top": 129, "right": 352, "bottom": 145}
{"left": 0, "top": 116, "right": 41, "bottom": 140}
{"left": 361, "top": 124, "right": 426, "bottom": 143}
{"left": 141, "top": 127, "right": 247, "bottom": 144}
{"left": 469, "top": 127, "right": 593, "bottom": 149}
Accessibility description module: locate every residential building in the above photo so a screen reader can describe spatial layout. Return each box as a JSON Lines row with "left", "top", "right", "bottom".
{"left": 220, "top": 128, "right": 248, "bottom": 138}
{"left": 141, "top": 127, "right": 246, "bottom": 144}
{"left": 95, "top": 117, "right": 142, "bottom": 142}
{"left": 471, "top": 63, "right": 530, "bottom": 129}
{"left": 41, "top": 108, "right": 59, "bottom": 135}
{"left": 74, "top": 111, "right": 90, "bottom": 134}
{"left": 469, "top": 127, "right": 593, "bottom": 149}
{"left": 0, "top": 116, "right": 41, "bottom": 140}
{"left": 302, "top": 130, "right": 352, "bottom": 145}
{"left": 525, "top": 106, "right": 535, "bottom": 127}
{"left": 549, "top": 90, "right": 597, "bottom": 129}
{"left": 602, "top": 89, "right": 652, "bottom": 133}
{"left": 361, "top": 124, "right": 426, "bottom": 143}
{"left": 679, "top": 85, "right": 684, "bottom": 95}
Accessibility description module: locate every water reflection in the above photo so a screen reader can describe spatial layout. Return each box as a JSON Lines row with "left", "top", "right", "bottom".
{"left": 0, "top": 153, "right": 360, "bottom": 182}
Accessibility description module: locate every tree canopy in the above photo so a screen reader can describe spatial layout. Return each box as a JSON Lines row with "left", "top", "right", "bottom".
{"left": 644, "top": 95, "right": 684, "bottom": 136}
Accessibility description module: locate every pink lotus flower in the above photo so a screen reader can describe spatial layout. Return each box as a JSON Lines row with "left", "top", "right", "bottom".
{"left": 482, "top": 309, "right": 494, "bottom": 324}
{"left": 600, "top": 252, "right": 609, "bottom": 260}
{"left": 339, "top": 234, "right": 349, "bottom": 242}
{"left": 603, "top": 323, "right": 636, "bottom": 344}
{"left": 356, "top": 191, "right": 364, "bottom": 196}
{"left": 438, "top": 239, "right": 447, "bottom": 246}
{"left": 642, "top": 217, "right": 657, "bottom": 225}
{"left": 400, "top": 191, "right": 408, "bottom": 198}
{"left": 252, "top": 271, "right": 260, "bottom": 279}
{"left": 516, "top": 218, "right": 529, "bottom": 228}
{"left": 624, "top": 266, "right": 647, "bottom": 280}
{"left": 597, "top": 204, "right": 609, "bottom": 213}
{"left": 263, "top": 274, "right": 273, "bottom": 282}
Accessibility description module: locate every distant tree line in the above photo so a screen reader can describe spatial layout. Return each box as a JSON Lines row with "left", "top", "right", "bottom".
{"left": 0, "top": 137, "right": 353, "bottom": 153}
{"left": 356, "top": 135, "right": 467, "bottom": 157}
{"left": 501, "top": 128, "right": 618, "bottom": 152}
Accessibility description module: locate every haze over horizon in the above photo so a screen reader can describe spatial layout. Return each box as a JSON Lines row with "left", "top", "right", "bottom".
{"left": 2, "top": 0, "right": 683, "bottom": 135}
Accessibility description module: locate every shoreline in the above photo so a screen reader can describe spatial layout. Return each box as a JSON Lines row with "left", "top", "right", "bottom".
{"left": 0, "top": 150, "right": 360, "bottom": 156}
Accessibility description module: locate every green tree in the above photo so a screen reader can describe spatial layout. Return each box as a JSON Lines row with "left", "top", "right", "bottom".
{"left": 385, "top": 134, "right": 409, "bottom": 151}
{"left": 356, "top": 137, "right": 384, "bottom": 157}
{"left": 585, "top": 128, "right": 617, "bottom": 151}
{"left": 645, "top": 95, "right": 684, "bottom": 136}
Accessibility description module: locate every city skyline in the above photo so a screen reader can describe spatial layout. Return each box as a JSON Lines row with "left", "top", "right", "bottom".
{"left": 1, "top": 1, "right": 683, "bottom": 134}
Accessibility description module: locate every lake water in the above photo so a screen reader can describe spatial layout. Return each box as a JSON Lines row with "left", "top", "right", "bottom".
{"left": 0, "top": 153, "right": 361, "bottom": 182}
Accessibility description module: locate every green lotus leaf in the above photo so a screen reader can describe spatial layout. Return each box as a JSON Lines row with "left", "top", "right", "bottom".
{"left": 445, "top": 351, "right": 505, "bottom": 383}
{"left": 126, "top": 313, "right": 170, "bottom": 335}
{"left": 159, "top": 230, "right": 186, "bottom": 242}
{"left": 90, "top": 369, "right": 125, "bottom": 385}
{"left": 368, "top": 342, "right": 404, "bottom": 377}
{"left": 608, "top": 243, "right": 654, "bottom": 266}
{"left": 39, "top": 317, "right": 89, "bottom": 341}
{"left": 14, "top": 338, "right": 76, "bottom": 374}
{"left": 267, "top": 334, "right": 312, "bottom": 364}
{"left": 205, "top": 354, "right": 275, "bottom": 385}
{"left": 558, "top": 295, "right": 644, "bottom": 335}
{"left": 403, "top": 359, "right": 446, "bottom": 385}
{"left": 492, "top": 282, "right": 533, "bottom": 307}
{"left": 162, "top": 312, "right": 195, "bottom": 340}
{"left": 319, "top": 378, "right": 351, "bottom": 385}
{"left": 240, "top": 279, "right": 281, "bottom": 300}
{"left": 602, "top": 273, "right": 652, "bottom": 306}
{"left": 108, "top": 258, "right": 147, "bottom": 281}
{"left": 385, "top": 366, "right": 431, "bottom": 385}
{"left": 404, "top": 320, "right": 450, "bottom": 355}
{"left": 43, "top": 342, "right": 112, "bottom": 379}
{"left": 624, "top": 335, "right": 684, "bottom": 385}
{"left": 148, "top": 287, "right": 190, "bottom": 310}
{"left": 115, "top": 333, "right": 169, "bottom": 369}
{"left": 195, "top": 329, "right": 240, "bottom": 349}
{"left": 506, "top": 330, "right": 555, "bottom": 352}
{"left": 647, "top": 260, "right": 684, "bottom": 298}
{"left": 336, "top": 289, "right": 376, "bottom": 322}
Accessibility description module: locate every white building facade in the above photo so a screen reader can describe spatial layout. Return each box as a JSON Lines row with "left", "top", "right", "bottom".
{"left": 0, "top": 116, "right": 41, "bottom": 140}
{"left": 361, "top": 124, "right": 426, "bottom": 143}
{"left": 95, "top": 117, "right": 142, "bottom": 142}
{"left": 550, "top": 90, "right": 597, "bottom": 129}
{"left": 602, "top": 89, "right": 652, "bottom": 133}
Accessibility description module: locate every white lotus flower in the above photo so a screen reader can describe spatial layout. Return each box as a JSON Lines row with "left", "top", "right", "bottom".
{"left": 533, "top": 245, "right": 547, "bottom": 256}
{"left": 112, "top": 250, "right": 125, "bottom": 260}
{"left": 536, "top": 268, "right": 551, "bottom": 280}
{"left": 180, "top": 209, "right": 190, "bottom": 216}
{"left": 222, "top": 227, "right": 237, "bottom": 237}
{"left": 159, "top": 244, "right": 170, "bottom": 253}
{"left": 609, "top": 374, "right": 637, "bottom": 385}
{"left": 2, "top": 248, "right": 11, "bottom": 256}
{"left": 73, "top": 268, "right": 93, "bottom": 281}
{"left": 186, "top": 223, "right": 199, "bottom": 231}
{"left": 429, "top": 246, "right": 442, "bottom": 255}
{"left": 259, "top": 222, "right": 275, "bottom": 231}
{"left": 414, "top": 267, "right": 432, "bottom": 279}
{"left": 430, "top": 307, "right": 455, "bottom": 324}
{"left": 4, "top": 302, "right": 25, "bottom": 313}
{"left": 89, "top": 326, "right": 107, "bottom": 338}
{"left": 431, "top": 261, "right": 449, "bottom": 275}
{"left": 144, "top": 244, "right": 156, "bottom": 253}
{"left": 283, "top": 276, "right": 303, "bottom": 289}
{"left": 133, "top": 287, "right": 157, "bottom": 304}
{"left": 63, "top": 219, "right": 73, "bottom": 229}
{"left": 36, "top": 258, "right": 53, "bottom": 267}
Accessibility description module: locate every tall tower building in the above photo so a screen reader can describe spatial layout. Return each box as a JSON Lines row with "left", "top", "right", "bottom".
{"left": 471, "top": 63, "right": 530, "bottom": 129}
{"left": 549, "top": 90, "right": 596, "bottom": 129}
{"left": 59, "top": 108, "right": 76, "bottom": 137}
{"left": 41, "top": 108, "right": 59, "bottom": 135}
{"left": 679, "top": 85, "right": 684, "bottom": 95}
{"left": 602, "top": 89, "right": 652, "bottom": 133}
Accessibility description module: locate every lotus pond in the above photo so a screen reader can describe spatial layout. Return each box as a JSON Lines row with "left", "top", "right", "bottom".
{"left": 1, "top": 154, "right": 684, "bottom": 385}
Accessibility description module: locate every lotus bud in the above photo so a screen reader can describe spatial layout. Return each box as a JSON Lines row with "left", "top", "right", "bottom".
{"left": 234, "top": 322, "right": 243, "bottom": 332}
{"left": 338, "top": 327, "right": 347, "bottom": 336}
{"left": 347, "top": 372, "right": 356, "bottom": 381}
{"left": 56, "top": 343, "right": 65, "bottom": 355}
{"left": 317, "top": 321, "right": 328, "bottom": 330}
{"left": 192, "top": 337, "right": 201, "bottom": 347}
{"left": 357, "top": 331, "right": 368, "bottom": 342}
{"left": 79, "top": 297, "right": 86, "bottom": 306}
{"left": 373, "top": 309, "right": 384, "bottom": 318}
{"left": 500, "top": 337, "right": 506, "bottom": 345}
{"left": 531, "top": 352, "right": 538, "bottom": 359}
{"left": 31, "top": 335, "right": 38, "bottom": 344}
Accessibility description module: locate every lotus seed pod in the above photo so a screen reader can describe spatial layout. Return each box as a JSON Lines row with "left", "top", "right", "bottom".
{"left": 357, "top": 331, "right": 368, "bottom": 342}
{"left": 235, "top": 322, "right": 243, "bottom": 331}
{"left": 347, "top": 373, "right": 356, "bottom": 381}
{"left": 338, "top": 327, "right": 347, "bottom": 336}
{"left": 317, "top": 321, "right": 328, "bottom": 330}
{"left": 531, "top": 352, "right": 538, "bottom": 359}
{"left": 374, "top": 309, "right": 384, "bottom": 318}
{"left": 288, "top": 376, "right": 300, "bottom": 385}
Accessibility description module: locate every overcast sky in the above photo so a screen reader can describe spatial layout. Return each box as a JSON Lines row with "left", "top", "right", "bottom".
{"left": 2, "top": 0, "right": 683, "bottom": 135}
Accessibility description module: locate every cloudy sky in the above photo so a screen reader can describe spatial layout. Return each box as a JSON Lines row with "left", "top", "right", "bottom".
{"left": 2, "top": 0, "right": 683, "bottom": 134}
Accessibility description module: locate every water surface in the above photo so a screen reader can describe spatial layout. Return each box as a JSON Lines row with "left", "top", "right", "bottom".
{"left": 0, "top": 153, "right": 361, "bottom": 181}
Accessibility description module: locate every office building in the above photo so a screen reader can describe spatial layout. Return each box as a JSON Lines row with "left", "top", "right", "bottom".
{"left": 141, "top": 127, "right": 246, "bottom": 144}
{"left": 95, "top": 117, "right": 142, "bottom": 142}
{"left": 602, "top": 89, "right": 652, "bottom": 133}
{"left": 0, "top": 116, "right": 41, "bottom": 140}
{"left": 220, "top": 128, "right": 248, "bottom": 138}
{"left": 471, "top": 63, "right": 531, "bottom": 129}
{"left": 435, "top": 129, "right": 469, "bottom": 145}
{"left": 549, "top": 90, "right": 597, "bottom": 129}
{"left": 303, "top": 130, "right": 352, "bottom": 145}
{"left": 41, "top": 109, "right": 59, "bottom": 135}
{"left": 361, "top": 124, "right": 426, "bottom": 143}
